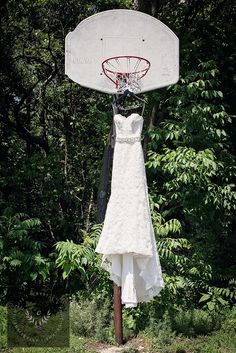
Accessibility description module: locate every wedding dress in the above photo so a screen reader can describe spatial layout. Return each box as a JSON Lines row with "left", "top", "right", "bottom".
{"left": 95, "top": 113, "right": 165, "bottom": 308}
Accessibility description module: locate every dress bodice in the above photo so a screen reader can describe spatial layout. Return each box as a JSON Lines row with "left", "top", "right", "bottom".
{"left": 114, "top": 113, "right": 143, "bottom": 139}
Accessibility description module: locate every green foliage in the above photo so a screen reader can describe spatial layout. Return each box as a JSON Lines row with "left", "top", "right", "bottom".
{"left": 199, "top": 282, "right": 236, "bottom": 311}
{"left": 155, "top": 306, "right": 236, "bottom": 353}
{"left": 142, "top": 311, "right": 176, "bottom": 349}
{"left": 55, "top": 239, "right": 94, "bottom": 280}
{"left": 0, "top": 207, "right": 53, "bottom": 287}
{"left": 70, "top": 295, "right": 115, "bottom": 344}
{"left": 171, "top": 308, "right": 221, "bottom": 337}
{"left": 121, "top": 305, "right": 150, "bottom": 339}
{"left": 0, "top": 306, "right": 6, "bottom": 336}
{"left": 55, "top": 224, "right": 102, "bottom": 281}
{"left": 145, "top": 59, "right": 236, "bottom": 313}
{"left": 54, "top": 223, "right": 103, "bottom": 280}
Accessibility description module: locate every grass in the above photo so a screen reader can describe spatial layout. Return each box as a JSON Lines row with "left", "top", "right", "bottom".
{"left": 0, "top": 304, "right": 96, "bottom": 353}
{"left": 0, "top": 302, "right": 235, "bottom": 353}
{"left": 0, "top": 334, "right": 96, "bottom": 353}
{"left": 138, "top": 306, "right": 236, "bottom": 353}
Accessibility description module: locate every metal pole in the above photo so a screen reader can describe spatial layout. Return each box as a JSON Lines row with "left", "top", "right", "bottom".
{"left": 113, "top": 282, "right": 123, "bottom": 345}
{"left": 97, "top": 95, "right": 123, "bottom": 345}
{"left": 112, "top": 95, "right": 124, "bottom": 345}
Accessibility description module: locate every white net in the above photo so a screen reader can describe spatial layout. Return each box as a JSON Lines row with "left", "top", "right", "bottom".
{"left": 102, "top": 56, "right": 150, "bottom": 94}
{"left": 116, "top": 73, "right": 142, "bottom": 93}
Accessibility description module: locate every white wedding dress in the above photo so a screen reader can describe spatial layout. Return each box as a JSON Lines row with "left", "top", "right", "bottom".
{"left": 95, "top": 113, "right": 165, "bottom": 307}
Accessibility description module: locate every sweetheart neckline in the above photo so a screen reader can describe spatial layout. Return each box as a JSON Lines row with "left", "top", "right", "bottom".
{"left": 114, "top": 113, "right": 143, "bottom": 120}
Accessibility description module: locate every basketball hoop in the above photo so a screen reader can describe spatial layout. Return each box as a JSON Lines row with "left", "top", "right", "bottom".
{"left": 102, "top": 56, "right": 150, "bottom": 94}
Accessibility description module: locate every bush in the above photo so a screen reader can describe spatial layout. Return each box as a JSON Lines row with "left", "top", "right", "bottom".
{"left": 144, "top": 311, "right": 176, "bottom": 348}
{"left": 170, "top": 308, "right": 222, "bottom": 337}
{"left": 70, "top": 294, "right": 115, "bottom": 344}
{"left": 219, "top": 305, "right": 236, "bottom": 333}
{"left": 0, "top": 306, "right": 6, "bottom": 336}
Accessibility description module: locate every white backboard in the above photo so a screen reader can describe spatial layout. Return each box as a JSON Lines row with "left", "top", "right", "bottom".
{"left": 65, "top": 9, "right": 179, "bottom": 94}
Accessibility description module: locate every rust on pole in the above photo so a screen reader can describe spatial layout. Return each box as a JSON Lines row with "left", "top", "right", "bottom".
{"left": 113, "top": 282, "right": 123, "bottom": 345}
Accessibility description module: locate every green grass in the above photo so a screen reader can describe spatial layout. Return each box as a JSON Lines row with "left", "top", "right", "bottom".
{"left": 139, "top": 306, "right": 236, "bottom": 353}
{"left": 0, "top": 334, "right": 96, "bottom": 353}
{"left": 0, "top": 304, "right": 96, "bottom": 353}
{"left": 1, "top": 303, "right": 235, "bottom": 353}
{"left": 150, "top": 328, "right": 236, "bottom": 353}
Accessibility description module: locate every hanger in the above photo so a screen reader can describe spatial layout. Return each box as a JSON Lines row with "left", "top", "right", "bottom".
{"left": 112, "top": 89, "right": 147, "bottom": 116}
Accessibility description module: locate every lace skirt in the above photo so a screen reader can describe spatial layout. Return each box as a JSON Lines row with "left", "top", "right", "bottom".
{"left": 95, "top": 139, "right": 165, "bottom": 307}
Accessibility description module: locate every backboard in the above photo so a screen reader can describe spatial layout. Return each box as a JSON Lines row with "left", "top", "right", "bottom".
{"left": 65, "top": 9, "right": 179, "bottom": 94}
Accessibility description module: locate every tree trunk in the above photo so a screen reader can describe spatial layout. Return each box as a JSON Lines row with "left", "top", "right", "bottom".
{"left": 133, "top": 0, "right": 161, "bottom": 17}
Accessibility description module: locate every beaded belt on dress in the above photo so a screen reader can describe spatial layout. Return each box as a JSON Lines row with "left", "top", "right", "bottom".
{"left": 116, "top": 136, "right": 141, "bottom": 143}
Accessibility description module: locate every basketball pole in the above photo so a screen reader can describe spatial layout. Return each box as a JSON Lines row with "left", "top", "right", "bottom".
{"left": 97, "top": 95, "right": 124, "bottom": 345}
{"left": 113, "top": 282, "right": 123, "bottom": 345}
{"left": 112, "top": 95, "right": 124, "bottom": 345}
